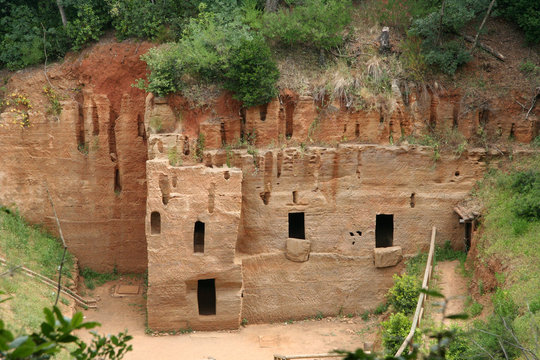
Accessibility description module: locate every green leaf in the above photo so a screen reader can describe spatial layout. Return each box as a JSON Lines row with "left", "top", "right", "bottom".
{"left": 10, "top": 338, "right": 36, "bottom": 358}
{"left": 420, "top": 288, "right": 445, "bottom": 298}
{"left": 9, "top": 336, "right": 29, "bottom": 348}
{"left": 80, "top": 321, "right": 100, "bottom": 329}
{"left": 71, "top": 312, "right": 83, "bottom": 328}
{"left": 57, "top": 334, "right": 78, "bottom": 343}
{"left": 41, "top": 322, "right": 54, "bottom": 336}
{"left": 53, "top": 306, "right": 68, "bottom": 326}
{"left": 445, "top": 313, "right": 469, "bottom": 320}
{"left": 44, "top": 307, "right": 55, "bottom": 326}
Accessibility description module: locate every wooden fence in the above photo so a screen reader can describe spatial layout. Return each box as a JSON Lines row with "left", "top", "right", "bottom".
{"left": 0, "top": 257, "right": 97, "bottom": 308}
{"left": 394, "top": 226, "right": 437, "bottom": 356}
{"left": 273, "top": 354, "right": 343, "bottom": 360}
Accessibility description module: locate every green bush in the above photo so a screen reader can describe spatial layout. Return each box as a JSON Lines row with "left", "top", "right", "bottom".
{"left": 373, "top": 302, "right": 389, "bottom": 315}
{"left": 423, "top": 40, "right": 471, "bottom": 75}
{"left": 262, "top": 0, "right": 352, "bottom": 50}
{"left": 509, "top": 170, "right": 540, "bottom": 221}
{"left": 138, "top": 4, "right": 279, "bottom": 106}
{"left": 466, "top": 289, "right": 521, "bottom": 359}
{"left": 109, "top": 0, "right": 165, "bottom": 40}
{"left": 446, "top": 326, "right": 469, "bottom": 360}
{"left": 66, "top": 2, "right": 109, "bottom": 51}
{"left": 0, "top": 4, "right": 70, "bottom": 70}
{"left": 224, "top": 35, "right": 279, "bottom": 107}
{"left": 435, "top": 240, "right": 467, "bottom": 264}
{"left": 137, "top": 44, "right": 182, "bottom": 97}
{"left": 497, "top": 0, "right": 540, "bottom": 44}
{"left": 408, "top": 0, "right": 492, "bottom": 75}
{"left": 381, "top": 312, "right": 413, "bottom": 355}
{"left": 387, "top": 274, "right": 420, "bottom": 315}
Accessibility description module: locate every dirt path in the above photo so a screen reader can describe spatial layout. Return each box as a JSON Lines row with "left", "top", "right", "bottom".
{"left": 79, "top": 279, "right": 380, "bottom": 360}
{"left": 433, "top": 260, "right": 468, "bottom": 324}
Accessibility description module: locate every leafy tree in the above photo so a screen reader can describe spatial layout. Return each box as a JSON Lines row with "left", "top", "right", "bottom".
{"left": 408, "top": 0, "right": 491, "bottom": 75}
{"left": 224, "top": 35, "right": 279, "bottom": 107}
{"left": 0, "top": 302, "right": 132, "bottom": 359}
{"left": 262, "top": 0, "right": 352, "bottom": 50}
{"left": 0, "top": 2, "right": 69, "bottom": 70}
{"left": 137, "top": 3, "right": 279, "bottom": 105}
{"left": 66, "top": 1, "right": 109, "bottom": 51}
{"left": 496, "top": 0, "right": 540, "bottom": 44}
{"left": 137, "top": 44, "right": 182, "bottom": 97}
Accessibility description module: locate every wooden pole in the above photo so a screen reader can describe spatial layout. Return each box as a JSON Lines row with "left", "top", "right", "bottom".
{"left": 46, "top": 187, "right": 68, "bottom": 307}
{"left": 472, "top": 0, "right": 496, "bottom": 50}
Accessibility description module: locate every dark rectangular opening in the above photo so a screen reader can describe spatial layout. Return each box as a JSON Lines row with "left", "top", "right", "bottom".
{"left": 197, "top": 279, "right": 216, "bottom": 315}
{"left": 114, "top": 167, "right": 122, "bottom": 194}
{"left": 150, "top": 211, "right": 161, "bottom": 235}
{"left": 194, "top": 221, "right": 205, "bottom": 253}
{"left": 465, "top": 222, "right": 472, "bottom": 252}
{"left": 288, "top": 212, "right": 305, "bottom": 239}
{"left": 375, "top": 214, "right": 393, "bottom": 247}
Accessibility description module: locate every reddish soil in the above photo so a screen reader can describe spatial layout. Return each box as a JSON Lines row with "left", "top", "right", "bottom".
{"left": 77, "top": 40, "right": 153, "bottom": 116}
{"left": 79, "top": 279, "right": 382, "bottom": 360}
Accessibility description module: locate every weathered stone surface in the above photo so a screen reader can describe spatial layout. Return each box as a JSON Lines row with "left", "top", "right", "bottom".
{"left": 373, "top": 246, "right": 403, "bottom": 268}
{"left": 0, "top": 43, "right": 151, "bottom": 272}
{"left": 1, "top": 41, "right": 536, "bottom": 333}
{"left": 241, "top": 253, "right": 401, "bottom": 323}
{"left": 146, "top": 160, "right": 243, "bottom": 331}
{"left": 285, "top": 238, "right": 311, "bottom": 262}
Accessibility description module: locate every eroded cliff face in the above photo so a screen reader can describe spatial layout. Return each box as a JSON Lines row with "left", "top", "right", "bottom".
{"left": 1, "top": 42, "right": 538, "bottom": 330}
{"left": 146, "top": 141, "right": 491, "bottom": 328}
{"left": 0, "top": 42, "right": 151, "bottom": 272}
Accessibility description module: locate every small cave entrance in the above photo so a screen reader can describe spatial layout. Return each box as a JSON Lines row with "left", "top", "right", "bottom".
{"left": 114, "top": 167, "right": 122, "bottom": 194}
{"left": 194, "top": 221, "right": 205, "bottom": 253}
{"left": 288, "top": 212, "right": 305, "bottom": 239}
{"left": 260, "top": 103, "right": 268, "bottom": 121}
{"left": 150, "top": 212, "right": 161, "bottom": 235}
{"left": 464, "top": 222, "right": 472, "bottom": 252}
{"left": 375, "top": 214, "right": 393, "bottom": 248}
{"left": 197, "top": 279, "right": 216, "bottom": 315}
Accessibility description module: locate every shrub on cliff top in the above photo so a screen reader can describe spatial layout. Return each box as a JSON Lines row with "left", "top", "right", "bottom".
{"left": 262, "top": 0, "right": 352, "bottom": 50}
{"left": 137, "top": 4, "right": 279, "bottom": 107}
{"left": 224, "top": 35, "right": 279, "bottom": 107}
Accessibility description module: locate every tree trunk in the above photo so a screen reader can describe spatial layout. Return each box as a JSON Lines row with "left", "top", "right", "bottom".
{"left": 379, "top": 27, "right": 391, "bottom": 54}
{"left": 265, "top": 0, "right": 279, "bottom": 12}
{"left": 56, "top": 0, "right": 67, "bottom": 27}
{"left": 436, "top": 0, "right": 446, "bottom": 46}
{"left": 472, "top": 0, "right": 496, "bottom": 49}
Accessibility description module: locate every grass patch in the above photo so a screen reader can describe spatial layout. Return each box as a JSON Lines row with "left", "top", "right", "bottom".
{"left": 80, "top": 267, "right": 120, "bottom": 290}
{"left": 0, "top": 207, "right": 73, "bottom": 279}
{"left": 0, "top": 208, "right": 74, "bottom": 334}
{"left": 471, "top": 154, "right": 540, "bottom": 351}
{"left": 464, "top": 296, "right": 484, "bottom": 318}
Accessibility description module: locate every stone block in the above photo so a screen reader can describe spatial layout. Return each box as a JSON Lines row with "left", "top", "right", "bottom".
{"left": 373, "top": 246, "right": 402, "bottom": 268}
{"left": 286, "top": 238, "right": 311, "bottom": 262}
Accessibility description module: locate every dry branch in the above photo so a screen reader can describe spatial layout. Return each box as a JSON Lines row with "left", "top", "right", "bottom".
{"left": 462, "top": 34, "right": 505, "bottom": 61}
{"left": 472, "top": 0, "right": 496, "bottom": 50}
{"left": 526, "top": 87, "right": 539, "bottom": 120}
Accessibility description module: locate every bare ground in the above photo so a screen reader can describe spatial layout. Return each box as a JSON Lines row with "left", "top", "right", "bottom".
{"left": 432, "top": 260, "right": 469, "bottom": 325}
{"left": 78, "top": 279, "right": 381, "bottom": 360}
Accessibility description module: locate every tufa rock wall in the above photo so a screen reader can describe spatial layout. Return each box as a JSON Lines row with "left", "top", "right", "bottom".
{"left": 0, "top": 42, "right": 150, "bottom": 272}
{"left": 146, "top": 161, "right": 243, "bottom": 330}
{"left": 146, "top": 138, "right": 489, "bottom": 328}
